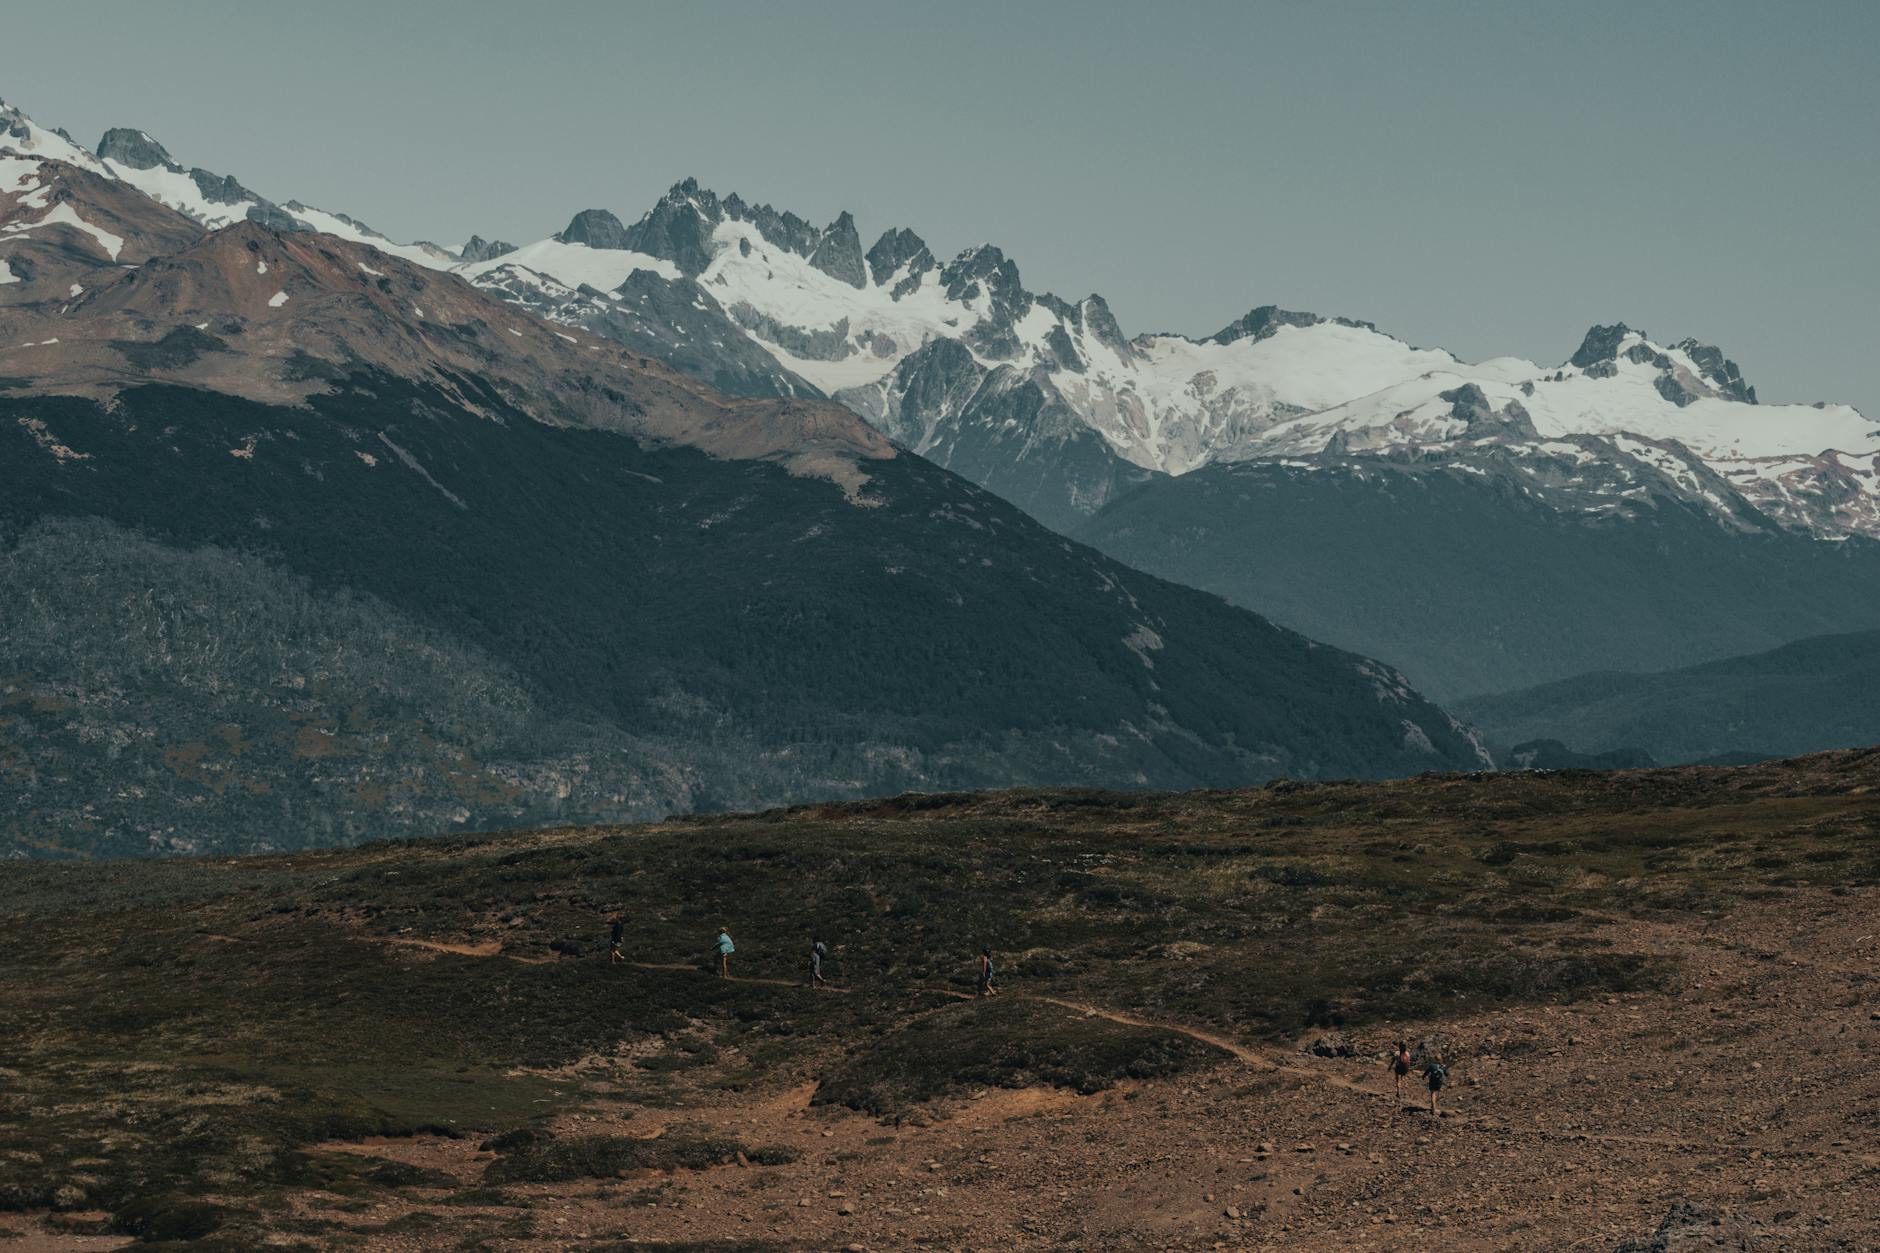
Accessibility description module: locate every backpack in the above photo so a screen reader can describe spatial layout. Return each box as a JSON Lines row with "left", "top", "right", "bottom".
{"left": 813, "top": 940, "right": 827, "bottom": 958}
{"left": 1427, "top": 1061, "right": 1447, "bottom": 1085}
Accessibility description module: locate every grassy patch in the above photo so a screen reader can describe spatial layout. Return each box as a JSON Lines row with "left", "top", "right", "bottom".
{"left": 814, "top": 997, "right": 1219, "bottom": 1117}
{"left": 483, "top": 1133, "right": 800, "bottom": 1184}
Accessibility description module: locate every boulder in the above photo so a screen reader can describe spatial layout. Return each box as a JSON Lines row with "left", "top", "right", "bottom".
{"left": 1613, "top": 1201, "right": 1753, "bottom": 1252}
{"left": 1302, "top": 1032, "right": 1357, "bottom": 1058}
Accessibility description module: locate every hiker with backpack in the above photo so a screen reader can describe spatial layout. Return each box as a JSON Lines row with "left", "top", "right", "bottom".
{"left": 609, "top": 917, "right": 625, "bottom": 965}
{"left": 1390, "top": 1040, "right": 1413, "bottom": 1101}
{"left": 976, "top": 947, "right": 998, "bottom": 997}
{"left": 715, "top": 927, "right": 735, "bottom": 978}
{"left": 1423, "top": 1052, "right": 1448, "bottom": 1114}
{"left": 809, "top": 933, "right": 829, "bottom": 988}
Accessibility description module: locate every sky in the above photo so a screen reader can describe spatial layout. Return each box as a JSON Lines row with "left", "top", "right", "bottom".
{"left": 4, "top": 0, "right": 1875, "bottom": 415}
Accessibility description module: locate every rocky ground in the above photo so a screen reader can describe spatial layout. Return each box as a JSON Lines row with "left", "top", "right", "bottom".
{"left": 4, "top": 758, "right": 1879, "bottom": 1249}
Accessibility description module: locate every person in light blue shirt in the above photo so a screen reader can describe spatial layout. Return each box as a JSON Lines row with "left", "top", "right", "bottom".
{"left": 715, "top": 928, "right": 735, "bottom": 978}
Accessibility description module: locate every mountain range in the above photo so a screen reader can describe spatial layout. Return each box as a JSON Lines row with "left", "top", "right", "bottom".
{"left": 14, "top": 100, "right": 1870, "bottom": 701}
{"left": 0, "top": 98, "right": 1489, "bottom": 856}
{"left": 468, "top": 189, "right": 1880, "bottom": 543}
{"left": 24, "top": 103, "right": 1874, "bottom": 546}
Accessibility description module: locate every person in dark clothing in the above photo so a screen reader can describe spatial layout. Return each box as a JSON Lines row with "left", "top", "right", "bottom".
{"left": 1423, "top": 1053, "right": 1448, "bottom": 1114}
{"left": 976, "top": 947, "right": 998, "bottom": 997}
{"left": 810, "top": 934, "right": 829, "bottom": 988}
{"left": 609, "top": 918, "right": 625, "bottom": 965}
{"left": 1390, "top": 1040, "right": 1412, "bottom": 1101}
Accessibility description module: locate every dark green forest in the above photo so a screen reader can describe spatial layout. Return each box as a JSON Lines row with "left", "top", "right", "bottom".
{"left": 1, "top": 375, "right": 1484, "bottom": 856}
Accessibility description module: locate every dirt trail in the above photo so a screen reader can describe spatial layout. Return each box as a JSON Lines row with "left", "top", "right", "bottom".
{"left": 372, "top": 931, "right": 1880, "bottom": 1172}
{"left": 382, "top": 935, "right": 554, "bottom": 964}
{"left": 376, "top": 935, "right": 847, "bottom": 989}
{"left": 1031, "top": 995, "right": 1276, "bottom": 1067}
{"left": 384, "top": 936, "right": 505, "bottom": 957}
{"left": 1003, "top": 996, "right": 1880, "bottom": 1168}
{"left": 627, "top": 959, "right": 851, "bottom": 992}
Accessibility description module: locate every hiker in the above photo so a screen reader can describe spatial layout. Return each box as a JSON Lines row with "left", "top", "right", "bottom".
{"left": 1390, "top": 1039, "right": 1412, "bottom": 1101}
{"left": 609, "top": 918, "right": 625, "bottom": 965}
{"left": 810, "top": 933, "right": 829, "bottom": 988}
{"left": 976, "top": 947, "right": 998, "bottom": 997}
{"left": 1423, "top": 1052, "right": 1448, "bottom": 1114}
{"left": 715, "top": 927, "right": 735, "bottom": 978}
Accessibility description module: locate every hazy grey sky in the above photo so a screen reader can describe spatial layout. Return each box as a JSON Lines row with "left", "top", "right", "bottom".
{"left": 5, "top": 1, "right": 1875, "bottom": 415}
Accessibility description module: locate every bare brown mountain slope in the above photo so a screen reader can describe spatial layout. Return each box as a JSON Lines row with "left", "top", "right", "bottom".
{"left": 0, "top": 151, "right": 202, "bottom": 278}
{"left": 0, "top": 156, "right": 892, "bottom": 493}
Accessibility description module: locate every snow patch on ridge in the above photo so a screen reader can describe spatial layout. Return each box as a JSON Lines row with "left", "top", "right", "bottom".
{"left": 284, "top": 204, "right": 456, "bottom": 270}
{"left": 699, "top": 219, "right": 967, "bottom": 392}
{"left": 0, "top": 155, "right": 46, "bottom": 196}
{"left": 1, "top": 201, "right": 124, "bottom": 259}
{"left": 0, "top": 103, "right": 106, "bottom": 175}
{"left": 452, "top": 237, "right": 678, "bottom": 290}
{"left": 102, "top": 157, "right": 258, "bottom": 230}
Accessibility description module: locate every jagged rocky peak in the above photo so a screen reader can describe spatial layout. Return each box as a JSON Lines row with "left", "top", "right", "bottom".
{"left": 1569, "top": 322, "right": 1635, "bottom": 369}
{"left": 808, "top": 209, "right": 865, "bottom": 290}
{"left": 1079, "top": 293, "right": 1135, "bottom": 356}
{"left": 96, "top": 127, "right": 172, "bottom": 170}
{"left": 1439, "top": 382, "right": 1539, "bottom": 440}
{"left": 621, "top": 179, "right": 723, "bottom": 273}
{"left": 939, "top": 244, "right": 1025, "bottom": 305}
{"left": 1022, "top": 292, "right": 1135, "bottom": 369}
{"left": 92, "top": 124, "right": 300, "bottom": 230}
{"left": 1569, "top": 323, "right": 1757, "bottom": 405}
{"left": 1671, "top": 337, "right": 1756, "bottom": 404}
{"left": 557, "top": 208, "right": 632, "bottom": 250}
{"left": 935, "top": 245, "right": 1032, "bottom": 358}
{"left": 619, "top": 178, "right": 869, "bottom": 287}
{"left": 460, "top": 235, "right": 517, "bottom": 263}
{"left": 719, "top": 190, "right": 812, "bottom": 255}
{"left": 1208, "top": 305, "right": 1378, "bottom": 347}
{"left": 190, "top": 170, "right": 263, "bottom": 212}
{"left": 865, "top": 227, "right": 934, "bottom": 287}
{"left": 1211, "top": 305, "right": 1320, "bottom": 346}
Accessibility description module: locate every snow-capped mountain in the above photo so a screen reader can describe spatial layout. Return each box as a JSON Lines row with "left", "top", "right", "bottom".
{"left": 3, "top": 99, "right": 461, "bottom": 269}
{"left": 5, "top": 97, "right": 1873, "bottom": 541}
{"left": 447, "top": 177, "right": 1875, "bottom": 538}
{"left": 440, "top": 179, "right": 1486, "bottom": 525}
{"left": 1233, "top": 325, "right": 1880, "bottom": 538}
